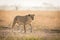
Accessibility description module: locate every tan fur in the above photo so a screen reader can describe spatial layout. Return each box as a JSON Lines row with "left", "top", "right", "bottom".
{"left": 12, "top": 14, "right": 35, "bottom": 33}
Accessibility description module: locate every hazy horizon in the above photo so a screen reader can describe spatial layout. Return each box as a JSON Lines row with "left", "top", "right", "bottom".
{"left": 0, "top": 0, "right": 59, "bottom": 10}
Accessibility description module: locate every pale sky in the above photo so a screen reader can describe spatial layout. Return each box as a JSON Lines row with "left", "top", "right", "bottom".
{"left": 0, "top": 0, "right": 60, "bottom": 10}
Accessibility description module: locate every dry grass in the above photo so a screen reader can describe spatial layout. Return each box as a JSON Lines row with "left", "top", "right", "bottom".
{"left": 0, "top": 34, "right": 60, "bottom": 40}
{"left": 0, "top": 10, "right": 60, "bottom": 40}
{"left": 0, "top": 26, "right": 60, "bottom": 40}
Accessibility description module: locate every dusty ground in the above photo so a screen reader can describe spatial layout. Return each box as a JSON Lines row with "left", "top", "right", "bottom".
{"left": 0, "top": 26, "right": 60, "bottom": 40}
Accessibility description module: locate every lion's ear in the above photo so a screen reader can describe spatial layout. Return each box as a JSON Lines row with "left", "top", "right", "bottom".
{"left": 28, "top": 14, "right": 30, "bottom": 16}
